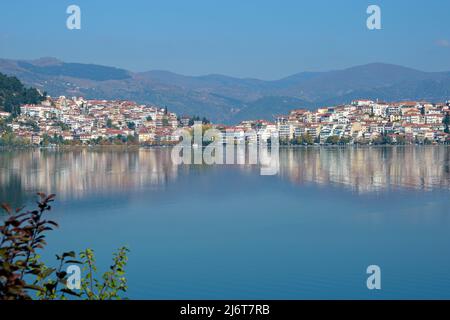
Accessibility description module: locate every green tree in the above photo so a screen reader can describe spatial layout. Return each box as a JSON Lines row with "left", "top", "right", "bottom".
{"left": 444, "top": 113, "right": 450, "bottom": 134}
{"left": 188, "top": 116, "right": 200, "bottom": 126}
{"left": 326, "top": 135, "right": 340, "bottom": 145}
{"left": 0, "top": 193, "right": 130, "bottom": 300}
{"left": 127, "top": 122, "right": 136, "bottom": 130}
{"left": 385, "top": 135, "right": 394, "bottom": 144}
{"left": 126, "top": 134, "right": 137, "bottom": 144}
{"left": 188, "top": 116, "right": 210, "bottom": 126}
{"left": 40, "top": 134, "right": 51, "bottom": 146}
{"left": 396, "top": 135, "right": 406, "bottom": 145}
{"left": 0, "top": 131, "right": 29, "bottom": 147}
{"left": 79, "top": 247, "right": 129, "bottom": 300}
{"left": 339, "top": 136, "right": 352, "bottom": 144}
{"left": 294, "top": 136, "right": 303, "bottom": 145}
{"left": 302, "top": 134, "right": 314, "bottom": 145}
{"left": 202, "top": 117, "right": 210, "bottom": 125}
{"left": 55, "top": 121, "right": 70, "bottom": 131}
{"left": 0, "top": 72, "right": 45, "bottom": 116}
{"left": 24, "top": 120, "right": 40, "bottom": 133}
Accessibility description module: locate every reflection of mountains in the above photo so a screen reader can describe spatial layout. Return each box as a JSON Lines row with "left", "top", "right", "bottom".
{"left": 279, "top": 146, "right": 450, "bottom": 193}
{"left": 0, "top": 147, "right": 449, "bottom": 202}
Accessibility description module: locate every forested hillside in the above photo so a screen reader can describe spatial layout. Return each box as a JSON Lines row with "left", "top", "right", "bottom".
{"left": 0, "top": 72, "right": 45, "bottom": 116}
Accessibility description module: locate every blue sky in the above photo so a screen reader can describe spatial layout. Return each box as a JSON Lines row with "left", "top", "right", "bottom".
{"left": 0, "top": 0, "right": 449, "bottom": 79}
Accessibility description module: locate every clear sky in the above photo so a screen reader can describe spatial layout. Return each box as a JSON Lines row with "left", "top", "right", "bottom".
{"left": 0, "top": 0, "right": 449, "bottom": 79}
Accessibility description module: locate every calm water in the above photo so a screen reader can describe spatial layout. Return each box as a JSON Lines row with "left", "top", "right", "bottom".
{"left": 1, "top": 146, "right": 450, "bottom": 299}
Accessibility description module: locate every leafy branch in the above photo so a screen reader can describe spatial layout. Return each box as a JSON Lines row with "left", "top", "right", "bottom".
{"left": 0, "top": 193, "right": 129, "bottom": 300}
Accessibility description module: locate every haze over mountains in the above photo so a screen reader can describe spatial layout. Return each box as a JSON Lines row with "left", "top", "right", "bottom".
{"left": 1, "top": 57, "right": 450, "bottom": 123}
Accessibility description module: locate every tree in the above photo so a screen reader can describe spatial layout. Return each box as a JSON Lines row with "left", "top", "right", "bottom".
{"left": 92, "top": 136, "right": 102, "bottom": 145}
{"left": 302, "top": 134, "right": 314, "bottom": 145}
{"left": 372, "top": 135, "right": 386, "bottom": 145}
{"left": 326, "top": 135, "right": 340, "bottom": 145}
{"left": 294, "top": 136, "right": 303, "bottom": 145}
{"left": 0, "top": 193, "right": 129, "bottom": 300}
{"left": 41, "top": 134, "right": 51, "bottom": 146}
{"left": 384, "top": 135, "right": 394, "bottom": 144}
{"left": 355, "top": 137, "right": 369, "bottom": 145}
{"left": 126, "top": 134, "right": 138, "bottom": 144}
{"left": 188, "top": 116, "right": 200, "bottom": 126}
{"left": 202, "top": 117, "right": 210, "bottom": 125}
{"left": 55, "top": 121, "right": 70, "bottom": 131}
{"left": 127, "top": 122, "right": 136, "bottom": 130}
{"left": 339, "top": 136, "right": 352, "bottom": 144}
{"left": 25, "top": 120, "right": 40, "bottom": 133}
{"left": 444, "top": 113, "right": 450, "bottom": 134}
{"left": 0, "top": 72, "right": 45, "bottom": 116}
{"left": 78, "top": 247, "right": 129, "bottom": 300}
{"left": 188, "top": 116, "right": 210, "bottom": 126}
{"left": 0, "top": 131, "right": 29, "bottom": 147}
{"left": 396, "top": 135, "right": 406, "bottom": 145}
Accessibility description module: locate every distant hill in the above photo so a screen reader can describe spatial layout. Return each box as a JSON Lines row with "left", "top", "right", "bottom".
{"left": 1, "top": 58, "right": 450, "bottom": 123}
{"left": 0, "top": 72, "right": 45, "bottom": 115}
{"left": 17, "top": 61, "right": 131, "bottom": 82}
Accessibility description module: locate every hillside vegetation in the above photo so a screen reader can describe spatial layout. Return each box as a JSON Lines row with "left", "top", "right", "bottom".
{"left": 0, "top": 72, "right": 45, "bottom": 116}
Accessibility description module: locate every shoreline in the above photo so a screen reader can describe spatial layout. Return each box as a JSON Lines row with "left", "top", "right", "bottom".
{"left": 1, "top": 144, "right": 449, "bottom": 151}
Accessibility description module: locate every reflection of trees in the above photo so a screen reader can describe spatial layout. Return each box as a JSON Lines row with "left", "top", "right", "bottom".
{"left": 279, "top": 146, "right": 450, "bottom": 193}
{"left": 0, "top": 172, "right": 26, "bottom": 206}
{"left": 0, "top": 150, "right": 28, "bottom": 206}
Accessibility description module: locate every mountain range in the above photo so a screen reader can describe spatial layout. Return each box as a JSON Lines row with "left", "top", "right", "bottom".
{"left": 1, "top": 57, "right": 450, "bottom": 123}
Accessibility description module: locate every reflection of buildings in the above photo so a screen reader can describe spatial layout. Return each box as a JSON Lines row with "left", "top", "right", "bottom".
{"left": 279, "top": 146, "right": 450, "bottom": 193}
{"left": 0, "top": 148, "right": 179, "bottom": 200}
{"left": 0, "top": 147, "right": 449, "bottom": 201}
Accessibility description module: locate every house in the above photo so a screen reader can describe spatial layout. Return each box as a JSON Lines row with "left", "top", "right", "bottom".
{"left": 138, "top": 128, "right": 154, "bottom": 143}
{"left": 180, "top": 116, "right": 191, "bottom": 127}
{"left": 352, "top": 99, "right": 374, "bottom": 107}
{"left": 278, "top": 124, "right": 294, "bottom": 140}
{"left": 424, "top": 114, "right": 444, "bottom": 124}
{"left": 62, "top": 132, "right": 74, "bottom": 141}
{"left": 105, "top": 129, "right": 126, "bottom": 138}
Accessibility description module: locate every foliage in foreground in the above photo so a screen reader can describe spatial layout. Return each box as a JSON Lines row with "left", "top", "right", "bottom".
{"left": 0, "top": 193, "right": 129, "bottom": 300}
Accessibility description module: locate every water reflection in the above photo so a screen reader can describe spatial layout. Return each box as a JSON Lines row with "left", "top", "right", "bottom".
{"left": 0, "top": 148, "right": 178, "bottom": 202}
{"left": 0, "top": 146, "right": 449, "bottom": 203}
{"left": 280, "top": 146, "right": 450, "bottom": 193}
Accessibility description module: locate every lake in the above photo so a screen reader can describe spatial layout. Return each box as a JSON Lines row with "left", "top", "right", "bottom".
{"left": 1, "top": 146, "right": 450, "bottom": 299}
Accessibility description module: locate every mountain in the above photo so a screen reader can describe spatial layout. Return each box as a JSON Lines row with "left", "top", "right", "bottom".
{"left": 1, "top": 58, "right": 449, "bottom": 123}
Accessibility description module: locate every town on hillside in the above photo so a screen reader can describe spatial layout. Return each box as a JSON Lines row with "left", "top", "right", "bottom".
{"left": 1, "top": 96, "right": 450, "bottom": 146}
